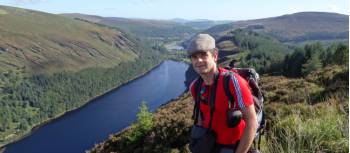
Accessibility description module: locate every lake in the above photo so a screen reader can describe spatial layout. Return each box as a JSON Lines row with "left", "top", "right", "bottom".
{"left": 4, "top": 60, "right": 194, "bottom": 153}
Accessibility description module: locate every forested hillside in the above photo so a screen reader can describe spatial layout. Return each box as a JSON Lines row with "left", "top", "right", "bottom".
{"left": 0, "top": 5, "right": 166, "bottom": 147}
{"left": 215, "top": 29, "right": 293, "bottom": 73}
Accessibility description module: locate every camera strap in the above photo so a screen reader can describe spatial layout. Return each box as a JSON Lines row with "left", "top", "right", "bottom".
{"left": 193, "top": 71, "right": 220, "bottom": 130}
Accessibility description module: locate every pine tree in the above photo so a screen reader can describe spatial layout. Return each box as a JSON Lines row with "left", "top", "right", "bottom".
{"left": 332, "top": 44, "right": 349, "bottom": 66}
{"left": 302, "top": 54, "right": 322, "bottom": 76}
{"left": 137, "top": 101, "right": 154, "bottom": 133}
{"left": 126, "top": 101, "right": 154, "bottom": 142}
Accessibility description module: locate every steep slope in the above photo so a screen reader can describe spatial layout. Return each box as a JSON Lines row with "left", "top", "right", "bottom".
{"left": 0, "top": 5, "right": 164, "bottom": 147}
{"left": 205, "top": 12, "right": 349, "bottom": 43}
{"left": 0, "top": 6, "right": 142, "bottom": 74}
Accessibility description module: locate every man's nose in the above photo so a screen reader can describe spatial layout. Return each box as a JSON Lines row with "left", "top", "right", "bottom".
{"left": 196, "top": 56, "right": 204, "bottom": 62}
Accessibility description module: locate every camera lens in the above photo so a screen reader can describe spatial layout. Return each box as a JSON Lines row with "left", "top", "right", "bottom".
{"left": 226, "top": 108, "right": 242, "bottom": 128}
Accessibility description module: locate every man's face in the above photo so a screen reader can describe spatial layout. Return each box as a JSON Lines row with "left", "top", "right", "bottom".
{"left": 190, "top": 51, "right": 218, "bottom": 75}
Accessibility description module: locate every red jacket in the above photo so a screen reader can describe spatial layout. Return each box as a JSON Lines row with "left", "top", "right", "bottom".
{"left": 190, "top": 67, "right": 253, "bottom": 145}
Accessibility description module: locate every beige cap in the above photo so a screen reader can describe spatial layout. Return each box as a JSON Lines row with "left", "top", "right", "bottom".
{"left": 187, "top": 33, "right": 216, "bottom": 56}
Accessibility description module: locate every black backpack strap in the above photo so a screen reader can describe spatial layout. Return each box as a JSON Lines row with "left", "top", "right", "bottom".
{"left": 192, "top": 77, "right": 203, "bottom": 125}
{"left": 223, "top": 71, "right": 236, "bottom": 109}
{"left": 208, "top": 72, "right": 219, "bottom": 130}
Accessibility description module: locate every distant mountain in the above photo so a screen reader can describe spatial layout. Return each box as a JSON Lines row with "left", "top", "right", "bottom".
{"left": 169, "top": 18, "right": 189, "bottom": 24}
{"left": 205, "top": 12, "right": 349, "bottom": 43}
{"left": 0, "top": 6, "right": 154, "bottom": 74}
{"left": 61, "top": 13, "right": 198, "bottom": 40}
{"left": 185, "top": 20, "right": 233, "bottom": 30}
{"left": 170, "top": 18, "right": 233, "bottom": 30}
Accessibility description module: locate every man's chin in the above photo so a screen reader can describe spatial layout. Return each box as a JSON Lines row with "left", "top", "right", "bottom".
{"left": 195, "top": 69, "right": 209, "bottom": 75}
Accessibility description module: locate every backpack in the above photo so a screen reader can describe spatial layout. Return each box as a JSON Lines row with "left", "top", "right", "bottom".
{"left": 192, "top": 67, "right": 266, "bottom": 150}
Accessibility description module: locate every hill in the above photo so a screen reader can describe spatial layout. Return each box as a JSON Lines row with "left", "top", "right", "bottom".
{"left": 170, "top": 18, "right": 233, "bottom": 30}
{"left": 205, "top": 12, "right": 349, "bottom": 44}
{"left": 0, "top": 6, "right": 152, "bottom": 74}
{"left": 61, "top": 13, "right": 199, "bottom": 41}
{"left": 0, "top": 5, "right": 165, "bottom": 147}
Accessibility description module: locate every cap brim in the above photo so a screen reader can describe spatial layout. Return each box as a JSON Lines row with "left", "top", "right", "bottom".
{"left": 187, "top": 50, "right": 209, "bottom": 57}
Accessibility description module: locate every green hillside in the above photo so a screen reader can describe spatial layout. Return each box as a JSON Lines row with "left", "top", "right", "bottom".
{"left": 205, "top": 12, "right": 349, "bottom": 44}
{"left": 0, "top": 6, "right": 148, "bottom": 74}
{"left": 0, "top": 5, "right": 165, "bottom": 147}
{"left": 209, "top": 28, "right": 293, "bottom": 74}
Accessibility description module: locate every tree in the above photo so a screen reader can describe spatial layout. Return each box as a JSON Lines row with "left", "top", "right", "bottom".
{"left": 136, "top": 101, "right": 154, "bottom": 133}
{"left": 19, "top": 119, "right": 29, "bottom": 131}
{"left": 283, "top": 48, "right": 307, "bottom": 77}
{"left": 304, "top": 43, "right": 324, "bottom": 59}
{"left": 332, "top": 44, "right": 349, "bottom": 66}
{"left": 302, "top": 54, "right": 322, "bottom": 76}
{"left": 126, "top": 101, "right": 154, "bottom": 142}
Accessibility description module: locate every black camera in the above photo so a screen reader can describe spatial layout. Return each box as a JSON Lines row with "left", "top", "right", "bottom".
{"left": 226, "top": 108, "right": 242, "bottom": 128}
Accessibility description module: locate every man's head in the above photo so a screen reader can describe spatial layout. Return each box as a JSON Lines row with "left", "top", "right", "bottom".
{"left": 187, "top": 34, "right": 216, "bottom": 56}
{"left": 187, "top": 33, "right": 218, "bottom": 75}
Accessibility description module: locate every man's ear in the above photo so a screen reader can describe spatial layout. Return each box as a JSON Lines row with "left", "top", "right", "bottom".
{"left": 213, "top": 49, "right": 219, "bottom": 62}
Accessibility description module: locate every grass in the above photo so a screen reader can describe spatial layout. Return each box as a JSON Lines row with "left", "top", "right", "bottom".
{"left": 264, "top": 100, "right": 348, "bottom": 153}
{"left": 260, "top": 76, "right": 326, "bottom": 104}
{"left": 260, "top": 66, "right": 349, "bottom": 153}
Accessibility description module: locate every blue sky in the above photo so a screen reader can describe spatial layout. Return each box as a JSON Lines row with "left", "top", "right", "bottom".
{"left": 0, "top": 0, "right": 348, "bottom": 20}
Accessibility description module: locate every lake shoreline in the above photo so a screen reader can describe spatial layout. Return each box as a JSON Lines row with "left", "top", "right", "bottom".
{"left": 0, "top": 60, "right": 167, "bottom": 150}
{"left": 86, "top": 91, "right": 190, "bottom": 152}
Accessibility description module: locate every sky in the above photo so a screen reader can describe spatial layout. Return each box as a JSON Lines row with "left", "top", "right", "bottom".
{"left": 0, "top": 0, "right": 349, "bottom": 20}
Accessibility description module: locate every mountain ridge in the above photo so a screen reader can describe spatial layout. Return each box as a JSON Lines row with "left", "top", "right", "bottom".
{"left": 205, "top": 12, "right": 349, "bottom": 43}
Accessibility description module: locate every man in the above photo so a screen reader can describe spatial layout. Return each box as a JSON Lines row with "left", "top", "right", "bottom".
{"left": 188, "top": 34, "right": 258, "bottom": 153}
